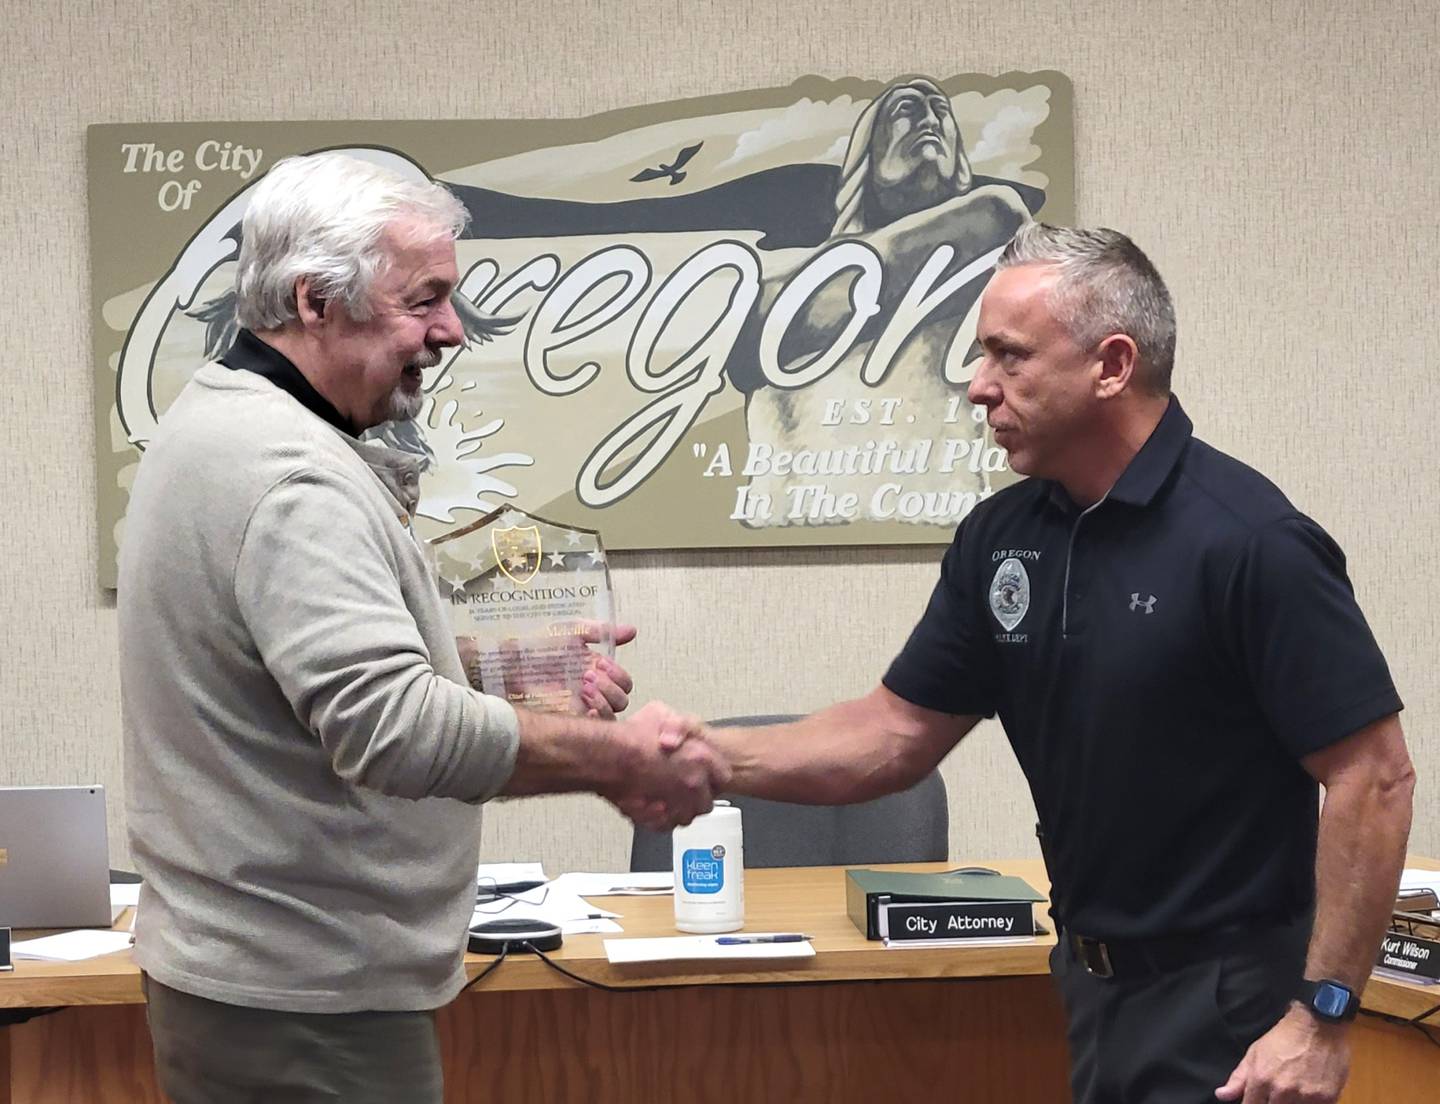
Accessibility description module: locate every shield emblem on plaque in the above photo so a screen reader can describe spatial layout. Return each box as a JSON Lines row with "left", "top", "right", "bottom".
{"left": 492, "top": 525, "right": 542, "bottom": 585}
{"left": 429, "top": 506, "right": 615, "bottom": 709}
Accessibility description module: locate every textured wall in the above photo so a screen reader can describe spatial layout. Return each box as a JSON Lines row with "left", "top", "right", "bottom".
{"left": 1, "top": 0, "right": 1434, "bottom": 878}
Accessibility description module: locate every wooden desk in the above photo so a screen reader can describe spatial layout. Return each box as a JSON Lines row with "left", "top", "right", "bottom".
{"left": 3, "top": 861, "right": 1437, "bottom": 1102}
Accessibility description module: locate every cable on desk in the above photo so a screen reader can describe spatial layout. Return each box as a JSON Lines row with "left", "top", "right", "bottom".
{"left": 457, "top": 943, "right": 509, "bottom": 995}
{"left": 528, "top": 945, "right": 676, "bottom": 993}
{"left": 1358, "top": 1000, "right": 1440, "bottom": 1051}
{"left": 461, "top": 941, "right": 798, "bottom": 995}
{"left": 1405, "top": 998, "right": 1440, "bottom": 1049}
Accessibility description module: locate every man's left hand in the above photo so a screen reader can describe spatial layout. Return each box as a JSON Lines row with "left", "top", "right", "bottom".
{"left": 578, "top": 622, "right": 636, "bottom": 719}
{"left": 1215, "top": 1006, "right": 1350, "bottom": 1103}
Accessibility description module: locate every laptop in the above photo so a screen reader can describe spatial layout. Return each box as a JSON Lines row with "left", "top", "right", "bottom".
{"left": 0, "top": 785, "right": 112, "bottom": 928}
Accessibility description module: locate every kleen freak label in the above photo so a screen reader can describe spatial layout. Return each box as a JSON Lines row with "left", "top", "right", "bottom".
{"left": 680, "top": 846, "right": 726, "bottom": 894}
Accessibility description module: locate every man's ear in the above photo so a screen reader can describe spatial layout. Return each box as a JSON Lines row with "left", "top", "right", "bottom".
{"left": 295, "top": 277, "right": 328, "bottom": 328}
{"left": 1094, "top": 334, "right": 1139, "bottom": 399}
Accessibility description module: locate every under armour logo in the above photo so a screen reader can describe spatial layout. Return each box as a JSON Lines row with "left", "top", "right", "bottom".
{"left": 1129, "top": 593, "right": 1157, "bottom": 614}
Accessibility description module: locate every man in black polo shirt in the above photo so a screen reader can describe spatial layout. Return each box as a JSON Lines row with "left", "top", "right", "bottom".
{"left": 698, "top": 225, "right": 1414, "bottom": 1103}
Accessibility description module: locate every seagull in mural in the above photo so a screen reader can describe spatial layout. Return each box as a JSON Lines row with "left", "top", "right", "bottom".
{"left": 629, "top": 141, "right": 704, "bottom": 186}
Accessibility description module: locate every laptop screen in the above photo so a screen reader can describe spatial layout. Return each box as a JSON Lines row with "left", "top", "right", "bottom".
{"left": 0, "top": 785, "right": 112, "bottom": 928}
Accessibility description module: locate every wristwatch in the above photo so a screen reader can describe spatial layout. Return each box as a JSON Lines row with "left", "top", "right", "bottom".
{"left": 1295, "top": 978, "right": 1359, "bottom": 1024}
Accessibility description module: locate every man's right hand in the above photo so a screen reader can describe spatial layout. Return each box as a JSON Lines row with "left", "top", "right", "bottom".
{"left": 609, "top": 703, "right": 730, "bottom": 830}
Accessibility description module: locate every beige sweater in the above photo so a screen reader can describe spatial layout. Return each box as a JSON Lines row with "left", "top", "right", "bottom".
{"left": 119, "top": 363, "right": 519, "bottom": 1012}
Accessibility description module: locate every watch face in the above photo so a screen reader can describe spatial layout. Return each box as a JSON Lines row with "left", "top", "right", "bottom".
{"left": 1314, "top": 981, "right": 1352, "bottom": 1019}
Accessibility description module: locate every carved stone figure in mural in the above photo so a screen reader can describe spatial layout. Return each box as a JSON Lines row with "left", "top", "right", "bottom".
{"left": 723, "top": 77, "right": 1037, "bottom": 528}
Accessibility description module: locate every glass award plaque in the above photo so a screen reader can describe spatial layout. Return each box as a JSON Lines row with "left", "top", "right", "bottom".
{"left": 430, "top": 507, "right": 615, "bottom": 714}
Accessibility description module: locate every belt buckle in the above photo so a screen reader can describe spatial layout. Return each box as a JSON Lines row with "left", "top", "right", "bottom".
{"left": 1074, "top": 934, "right": 1114, "bottom": 979}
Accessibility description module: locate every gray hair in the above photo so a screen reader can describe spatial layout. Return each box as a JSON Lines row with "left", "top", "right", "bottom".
{"left": 234, "top": 152, "right": 468, "bottom": 331}
{"left": 997, "top": 224, "right": 1176, "bottom": 393}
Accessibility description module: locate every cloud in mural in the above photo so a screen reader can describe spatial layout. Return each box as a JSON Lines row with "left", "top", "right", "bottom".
{"left": 954, "top": 86, "right": 1052, "bottom": 186}
{"left": 718, "top": 96, "right": 866, "bottom": 171}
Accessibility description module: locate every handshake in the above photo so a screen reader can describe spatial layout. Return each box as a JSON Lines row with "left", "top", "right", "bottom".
{"left": 492, "top": 623, "right": 745, "bottom": 828}
{"left": 602, "top": 702, "right": 732, "bottom": 831}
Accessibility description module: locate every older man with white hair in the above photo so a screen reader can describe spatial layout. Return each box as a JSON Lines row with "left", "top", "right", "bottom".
{"left": 119, "top": 152, "right": 728, "bottom": 1103}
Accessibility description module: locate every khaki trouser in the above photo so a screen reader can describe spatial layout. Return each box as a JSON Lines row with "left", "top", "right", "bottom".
{"left": 142, "top": 975, "right": 443, "bottom": 1104}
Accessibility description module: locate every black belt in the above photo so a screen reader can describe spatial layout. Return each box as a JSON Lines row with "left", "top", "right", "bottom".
{"left": 1063, "top": 923, "right": 1281, "bottom": 981}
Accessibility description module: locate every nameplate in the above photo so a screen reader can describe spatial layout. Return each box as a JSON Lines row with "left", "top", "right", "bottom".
{"left": 1377, "top": 931, "right": 1440, "bottom": 981}
{"left": 879, "top": 899, "right": 1036, "bottom": 941}
{"left": 845, "top": 868, "right": 1044, "bottom": 940}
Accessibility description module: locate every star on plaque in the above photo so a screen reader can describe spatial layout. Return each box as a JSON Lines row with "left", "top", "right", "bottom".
{"left": 439, "top": 561, "right": 471, "bottom": 593}
{"left": 587, "top": 549, "right": 606, "bottom": 565}
{"left": 565, "top": 531, "right": 584, "bottom": 548}
{"left": 547, "top": 552, "right": 567, "bottom": 568}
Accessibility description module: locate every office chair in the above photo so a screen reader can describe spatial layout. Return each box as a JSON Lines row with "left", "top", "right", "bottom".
{"left": 629, "top": 714, "right": 949, "bottom": 871}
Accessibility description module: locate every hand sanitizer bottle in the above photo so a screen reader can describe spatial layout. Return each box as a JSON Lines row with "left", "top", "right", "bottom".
{"left": 672, "top": 801, "right": 744, "bottom": 933}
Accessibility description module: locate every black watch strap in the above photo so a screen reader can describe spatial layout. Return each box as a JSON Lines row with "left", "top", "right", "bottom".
{"left": 1296, "top": 978, "right": 1359, "bottom": 1023}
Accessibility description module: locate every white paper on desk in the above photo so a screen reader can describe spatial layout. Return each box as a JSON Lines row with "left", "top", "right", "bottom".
{"left": 476, "top": 861, "right": 547, "bottom": 888}
{"left": 551, "top": 871, "right": 673, "bottom": 897}
{"left": 13, "top": 930, "right": 134, "bottom": 962}
{"left": 470, "top": 884, "right": 621, "bottom": 936}
{"left": 110, "top": 882, "right": 142, "bottom": 908}
{"left": 1399, "top": 868, "right": 1440, "bottom": 898}
{"left": 604, "top": 935, "right": 815, "bottom": 964}
{"left": 561, "top": 918, "right": 624, "bottom": 935}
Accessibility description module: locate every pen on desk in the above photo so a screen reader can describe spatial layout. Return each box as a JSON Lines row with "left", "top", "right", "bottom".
{"left": 715, "top": 933, "right": 811, "bottom": 945}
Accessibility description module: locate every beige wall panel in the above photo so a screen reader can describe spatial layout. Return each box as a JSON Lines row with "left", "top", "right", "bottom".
{"left": 0, "top": 1, "right": 1434, "bottom": 883}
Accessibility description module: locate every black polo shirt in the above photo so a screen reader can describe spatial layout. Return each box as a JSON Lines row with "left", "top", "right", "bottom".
{"left": 220, "top": 328, "right": 356, "bottom": 437}
{"left": 884, "top": 397, "right": 1402, "bottom": 940}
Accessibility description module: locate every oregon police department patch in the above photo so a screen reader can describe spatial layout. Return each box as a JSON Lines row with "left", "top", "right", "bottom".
{"left": 989, "top": 557, "right": 1031, "bottom": 631}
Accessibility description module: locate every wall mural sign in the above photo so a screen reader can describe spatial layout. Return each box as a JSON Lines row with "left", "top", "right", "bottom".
{"left": 89, "top": 73, "right": 1073, "bottom": 585}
